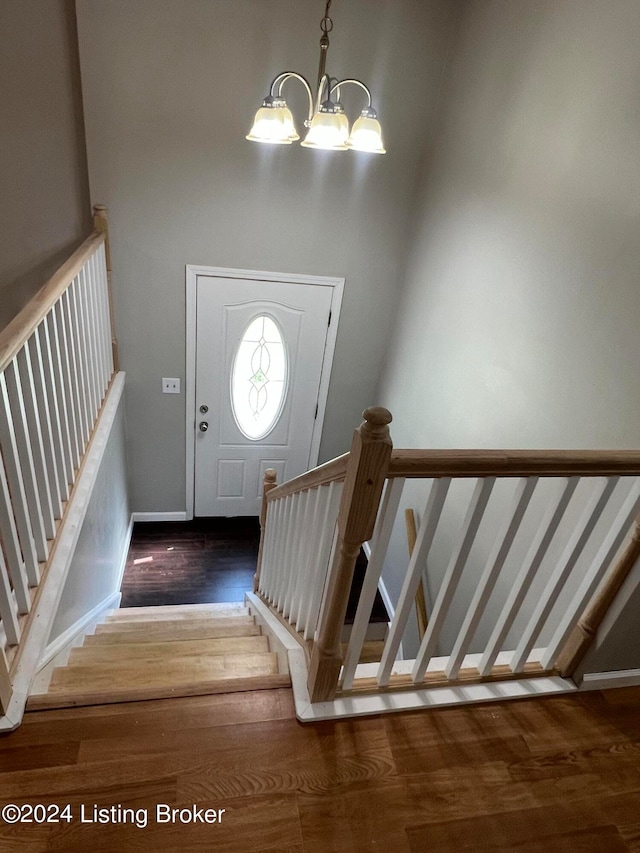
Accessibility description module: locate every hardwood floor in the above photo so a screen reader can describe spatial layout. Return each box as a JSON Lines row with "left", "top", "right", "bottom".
{"left": 3, "top": 687, "right": 640, "bottom": 850}
{"left": 120, "top": 518, "right": 260, "bottom": 607}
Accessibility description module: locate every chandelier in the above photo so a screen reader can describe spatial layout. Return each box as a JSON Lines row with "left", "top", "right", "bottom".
{"left": 246, "top": 0, "right": 386, "bottom": 154}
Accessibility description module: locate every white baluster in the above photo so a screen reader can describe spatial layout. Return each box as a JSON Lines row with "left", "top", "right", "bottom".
{"left": 478, "top": 477, "right": 579, "bottom": 676}
{"left": 37, "top": 320, "right": 71, "bottom": 502}
{"left": 294, "top": 487, "right": 323, "bottom": 632}
{"left": 0, "top": 450, "right": 30, "bottom": 614}
{"left": 60, "top": 289, "right": 87, "bottom": 457}
{"left": 78, "top": 263, "right": 99, "bottom": 422}
{"left": 510, "top": 476, "right": 619, "bottom": 673}
{"left": 342, "top": 477, "right": 405, "bottom": 690}
{"left": 288, "top": 489, "right": 314, "bottom": 625}
{"left": 542, "top": 478, "right": 640, "bottom": 669}
{"left": 17, "top": 343, "right": 57, "bottom": 535}
{"left": 446, "top": 477, "right": 538, "bottom": 679}
{"left": 377, "top": 477, "right": 451, "bottom": 686}
{"left": 2, "top": 364, "right": 48, "bottom": 562}
{"left": 97, "top": 242, "right": 114, "bottom": 377}
{"left": 272, "top": 496, "right": 292, "bottom": 608}
{"left": 67, "top": 277, "right": 93, "bottom": 442}
{"left": 0, "top": 547, "right": 20, "bottom": 645}
{"left": 90, "top": 250, "right": 109, "bottom": 402}
{"left": 279, "top": 493, "right": 303, "bottom": 615}
{"left": 412, "top": 477, "right": 496, "bottom": 683}
{"left": 50, "top": 302, "right": 80, "bottom": 474}
{"left": 303, "top": 481, "right": 343, "bottom": 641}
{"left": 258, "top": 500, "right": 275, "bottom": 596}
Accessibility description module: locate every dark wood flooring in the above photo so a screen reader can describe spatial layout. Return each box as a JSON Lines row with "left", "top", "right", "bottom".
{"left": 120, "top": 517, "right": 260, "bottom": 608}
{"left": 4, "top": 686, "right": 640, "bottom": 850}
{"left": 120, "top": 519, "right": 390, "bottom": 623}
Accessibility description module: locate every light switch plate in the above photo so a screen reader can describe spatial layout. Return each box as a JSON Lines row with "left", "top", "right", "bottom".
{"left": 162, "top": 378, "right": 181, "bottom": 394}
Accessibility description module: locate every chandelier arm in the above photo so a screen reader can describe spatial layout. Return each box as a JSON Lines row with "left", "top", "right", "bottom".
{"left": 330, "top": 78, "right": 373, "bottom": 108}
{"left": 270, "top": 71, "right": 315, "bottom": 124}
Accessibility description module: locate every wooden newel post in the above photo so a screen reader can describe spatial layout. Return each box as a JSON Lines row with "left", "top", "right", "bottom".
{"left": 92, "top": 204, "right": 119, "bottom": 371}
{"left": 556, "top": 518, "right": 640, "bottom": 680}
{"left": 307, "top": 407, "right": 393, "bottom": 702}
{"left": 254, "top": 469, "right": 278, "bottom": 592}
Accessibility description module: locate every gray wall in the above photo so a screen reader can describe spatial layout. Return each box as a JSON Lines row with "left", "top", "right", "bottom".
{"left": 48, "top": 392, "right": 130, "bottom": 645}
{"left": 75, "top": 0, "right": 459, "bottom": 513}
{"left": 376, "top": 0, "right": 640, "bottom": 665}
{"left": 0, "top": 0, "right": 90, "bottom": 331}
{"left": 379, "top": 0, "right": 640, "bottom": 452}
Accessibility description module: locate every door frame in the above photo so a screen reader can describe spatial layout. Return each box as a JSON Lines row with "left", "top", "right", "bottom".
{"left": 185, "top": 265, "right": 344, "bottom": 519}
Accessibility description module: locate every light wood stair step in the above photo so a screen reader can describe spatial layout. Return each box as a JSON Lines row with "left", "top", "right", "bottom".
{"left": 107, "top": 604, "right": 249, "bottom": 622}
{"left": 68, "top": 635, "right": 270, "bottom": 665}
{"left": 85, "top": 621, "right": 262, "bottom": 644}
{"left": 111, "top": 602, "right": 247, "bottom": 618}
{"left": 94, "top": 615, "right": 257, "bottom": 638}
{"left": 27, "top": 600, "right": 291, "bottom": 711}
{"left": 49, "top": 652, "right": 280, "bottom": 690}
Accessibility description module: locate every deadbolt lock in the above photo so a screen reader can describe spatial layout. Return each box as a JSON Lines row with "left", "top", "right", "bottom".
{"left": 199, "top": 404, "right": 208, "bottom": 414}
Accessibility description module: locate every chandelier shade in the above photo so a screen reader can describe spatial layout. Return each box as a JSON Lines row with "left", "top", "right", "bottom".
{"left": 247, "top": 1, "right": 385, "bottom": 155}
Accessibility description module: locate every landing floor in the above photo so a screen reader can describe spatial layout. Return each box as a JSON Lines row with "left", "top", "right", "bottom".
{"left": 120, "top": 517, "right": 259, "bottom": 607}
{"left": 3, "top": 686, "right": 640, "bottom": 850}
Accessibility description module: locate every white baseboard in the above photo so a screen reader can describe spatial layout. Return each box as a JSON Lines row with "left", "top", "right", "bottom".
{"left": 131, "top": 511, "right": 188, "bottom": 522}
{"left": 37, "top": 591, "right": 122, "bottom": 672}
{"left": 580, "top": 669, "right": 640, "bottom": 691}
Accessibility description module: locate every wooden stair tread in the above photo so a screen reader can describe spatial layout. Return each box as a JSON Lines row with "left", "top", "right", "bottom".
{"left": 48, "top": 652, "right": 280, "bottom": 692}
{"left": 85, "top": 621, "right": 262, "bottom": 643}
{"left": 26, "top": 671, "right": 291, "bottom": 710}
{"left": 113, "top": 602, "right": 246, "bottom": 616}
{"left": 95, "top": 615, "right": 256, "bottom": 634}
{"left": 107, "top": 605, "right": 249, "bottom": 622}
{"left": 28, "top": 600, "right": 290, "bottom": 712}
{"left": 70, "top": 635, "right": 269, "bottom": 664}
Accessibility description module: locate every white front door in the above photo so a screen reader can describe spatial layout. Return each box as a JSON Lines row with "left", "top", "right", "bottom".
{"left": 192, "top": 273, "right": 339, "bottom": 516}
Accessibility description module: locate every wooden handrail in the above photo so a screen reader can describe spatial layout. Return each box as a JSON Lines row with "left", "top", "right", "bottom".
{"left": 388, "top": 449, "right": 640, "bottom": 479}
{"left": 405, "top": 508, "right": 428, "bottom": 640}
{"left": 0, "top": 231, "right": 105, "bottom": 375}
{"left": 556, "top": 518, "right": 640, "bottom": 679}
{"left": 266, "top": 453, "right": 349, "bottom": 502}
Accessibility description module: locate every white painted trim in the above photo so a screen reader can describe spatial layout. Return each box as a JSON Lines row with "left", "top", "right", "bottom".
{"left": 0, "top": 373, "right": 126, "bottom": 732}
{"left": 580, "top": 669, "right": 640, "bottom": 691}
{"left": 362, "top": 543, "right": 403, "bottom": 659}
{"left": 131, "top": 511, "right": 188, "bottom": 522}
{"left": 37, "top": 590, "right": 121, "bottom": 671}
{"left": 377, "top": 575, "right": 395, "bottom": 620}
{"left": 247, "top": 593, "right": 577, "bottom": 722}
{"left": 116, "top": 514, "right": 135, "bottom": 591}
{"left": 185, "top": 265, "right": 344, "bottom": 519}
{"left": 185, "top": 270, "right": 197, "bottom": 520}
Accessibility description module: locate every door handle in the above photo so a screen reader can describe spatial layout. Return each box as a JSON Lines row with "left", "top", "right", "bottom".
{"left": 199, "top": 421, "right": 209, "bottom": 432}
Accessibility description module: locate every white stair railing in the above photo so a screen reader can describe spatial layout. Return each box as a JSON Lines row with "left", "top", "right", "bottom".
{"left": 255, "top": 407, "right": 640, "bottom": 707}
{"left": 256, "top": 458, "right": 346, "bottom": 641}
{"left": 0, "top": 206, "right": 117, "bottom": 716}
{"left": 343, "top": 457, "right": 640, "bottom": 697}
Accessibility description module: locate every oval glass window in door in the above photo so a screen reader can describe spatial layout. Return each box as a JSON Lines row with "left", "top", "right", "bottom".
{"left": 230, "top": 314, "right": 288, "bottom": 440}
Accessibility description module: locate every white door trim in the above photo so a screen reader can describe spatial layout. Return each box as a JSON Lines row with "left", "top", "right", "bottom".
{"left": 185, "top": 265, "right": 344, "bottom": 519}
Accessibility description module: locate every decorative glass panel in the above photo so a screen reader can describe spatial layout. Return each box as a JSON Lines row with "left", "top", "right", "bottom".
{"left": 231, "top": 314, "right": 288, "bottom": 440}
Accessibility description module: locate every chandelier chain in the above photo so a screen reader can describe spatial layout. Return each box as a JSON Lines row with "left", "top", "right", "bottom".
{"left": 320, "top": 0, "right": 333, "bottom": 36}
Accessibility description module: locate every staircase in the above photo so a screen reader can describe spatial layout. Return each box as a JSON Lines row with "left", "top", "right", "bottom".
{"left": 27, "top": 602, "right": 290, "bottom": 710}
